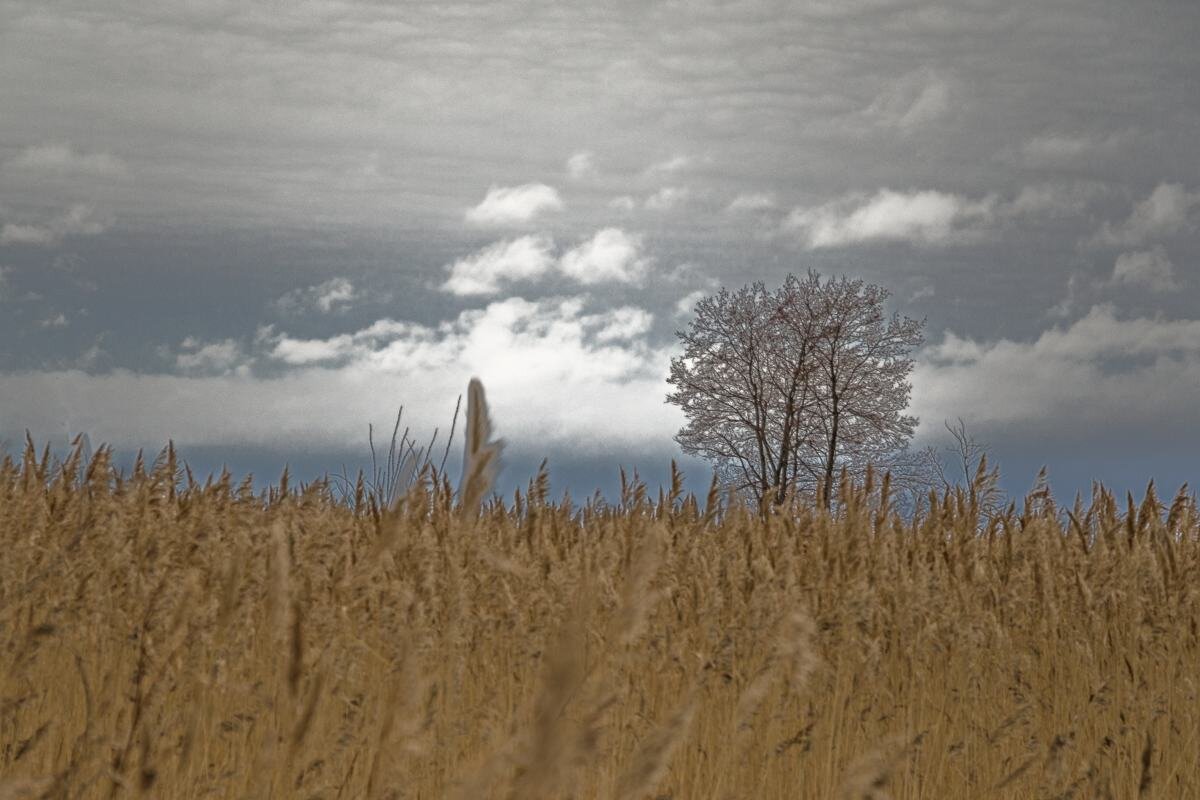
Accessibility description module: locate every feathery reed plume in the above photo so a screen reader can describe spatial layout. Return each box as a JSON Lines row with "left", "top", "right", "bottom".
{"left": 701, "top": 471, "right": 721, "bottom": 525}
{"left": 0, "top": 778, "right": 56, "bottom": 800}
{"left": 667, "top": 459, "right": 684, "bottom": 511}
{"left": 734, "top": 605, "right": 818, "bottom": 739}
{"left": 289, "top": 669, "right": 323, "bottom": 753}
{"left": 1139, "top": 733, "right": 1154, "bottom": 796}
{"left": 838, "top": 733, "right": 924, "bottom": 800}
{"left": 267, "top": 520, "right": 291, "bottom": 645}
{"left": 457, "top": 377, "right": 503, "bottom": 521}
{"left": 615, "top": 697, "right": 696, "bottom": 800}
{"left": 509, "top": 588, "right": 590, "bottom": 798}
{"left": 1166, "top": 482, "right": 1190, "bottom": 533}
{"left": 778, "top": 606, "right": 819, "bottom": 692}
{"left": 615, "top": 525, "right": 664, "bottom": 646}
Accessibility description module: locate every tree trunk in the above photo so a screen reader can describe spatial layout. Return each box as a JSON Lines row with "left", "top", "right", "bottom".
{"left": 822, "top": 392, "right": 839, "bottom": 511}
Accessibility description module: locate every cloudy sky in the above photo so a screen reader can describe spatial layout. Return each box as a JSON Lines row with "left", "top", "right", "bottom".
{"left": 2, "top": 0, "right": 1198, "bottom": 502}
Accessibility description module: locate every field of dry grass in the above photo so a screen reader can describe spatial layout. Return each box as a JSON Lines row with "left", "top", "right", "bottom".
{"left": 2, "top": 439, "right": 1198, "bottom": 799}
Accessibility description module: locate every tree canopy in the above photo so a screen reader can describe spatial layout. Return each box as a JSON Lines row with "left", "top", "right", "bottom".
{"left": 667, "top": 271, "right": 927, "bottom": 508}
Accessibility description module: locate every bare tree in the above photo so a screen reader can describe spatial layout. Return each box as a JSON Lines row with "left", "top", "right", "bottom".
{"left": 872, "top": 443, "right": 942, "bottom": 519}
{"left": 935, "top": 417, "right": 1007, "bottom": 523}
{"left": 668, "top": 271, "right": 925, "bottom": 509}
{"left": 784, "top": 273, "right": 925, "bottom": 508}
{"left": 665, "top": 281, "right": 816, "bottom": 504}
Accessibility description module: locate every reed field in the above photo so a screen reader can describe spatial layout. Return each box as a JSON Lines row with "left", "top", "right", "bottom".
{"left": 1, "top": 438, "right": 1198, "bottom": 799}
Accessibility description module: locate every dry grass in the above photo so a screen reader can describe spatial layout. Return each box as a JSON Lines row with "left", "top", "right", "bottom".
{"left": 1, "top": 437, "right": 1198, "bottom": 799}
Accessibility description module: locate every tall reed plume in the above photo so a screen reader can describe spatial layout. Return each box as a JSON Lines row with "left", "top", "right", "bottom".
{"left": 457, "top": 377, "right": 504, "bottom": 521}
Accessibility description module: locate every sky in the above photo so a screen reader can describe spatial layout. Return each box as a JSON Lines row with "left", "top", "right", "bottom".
{"left": 2, "top": 0, "right": 1199, "bottom": 504}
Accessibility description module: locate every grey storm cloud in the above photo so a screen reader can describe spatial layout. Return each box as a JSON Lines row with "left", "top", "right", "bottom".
{"left": 3, "top": 0, "right": 1197, "bottom": 232}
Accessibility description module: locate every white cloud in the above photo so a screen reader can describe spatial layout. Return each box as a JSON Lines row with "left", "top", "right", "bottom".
{"left": 864, "top": 67, "right": 955, "bottom": 131}
{"left": 1047, "top": 271, "right": 1086, "bottom": 319}
{"left": 0, "top": 204, "right": 109, "bottom": 247}
{"left": 76, "top": 342, "right": 107, "bottom": 370}
{"left": 559, "top": 228, "right": 650, "bottom": 285}
{"left": 0, "top": 224, "right": 56, "bottom": 246}
{"left": 1091, "top": 183, "right": 1200, "bottom": 247}
{"left": 608, "top": 195, "right": 637, "bottom": 212}
{"left": 464, "top": 183, "right": 564, "bottom": 227}
{"left": 1007, "top": 183, "right": 1103, "bottom": 218}
{"left": 674, "top": 289, "right": 708, "bottom": 317}
{"left": 270, "top": 334, "right": 355, "bottom": 365}
{"left": 261, "top": 299, "right": 662, "bottom": 383}
{"left": 38, "top": 312, "right": 69, "bottom": 329}
{"left": 912, "top": 305, "right": 1200, "bottom": 438}
{"left": 0, "top": 297, "right": 683, "bottom": 458}
{"left": 175, "top": 337, "right": 246, "bottom": 373}
{"left": 7, "top": 143, "right": 127, "bottom": 176}
{"left": 589, "top": 306, "right": 654, "bottom": 342}
{"left": 313, "top": 278, "right": 360, "bottom": 312}
{"left": 1111, "top": 247, "right": 1177, "bottom": 292}
{"left": 275, "top": 277, "right": 363, "bottom": 314}
{"left": 566, "top": 151, "right": 597, "bottom": 179}
{"left": 908, "top": 285, "right": 935, "bottom": 302}
{"left": 645, "top": 154, "right": 692, "bottom": 174}
{"left": 1021, "top": 132, "right": 1125, "bottom": 165}
{"left": 644, "top": 186, "right": 690, "bottom": 211}
{"left": 441, "top": 235, "right": 556, "bottom": 296}
{"left": 1021, "top": 134, "right": 1095, "bottom": 162}
{"left": 778, "top": 181, "right": 1095, "bottom": 253}
{"left": 726, "top": 192, "right": 776, "bottom": 213}
{"left": 441, "top": 228, "right": 655, "bottom": 294}
{"left": 665, "top": 262, "right": 713, "bottom": 285}
{"left": 784, "top": 189, "right": 996, "bottom": 248}
{"left": 894, "top": 182, "right": 1102, "bottom": 248}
